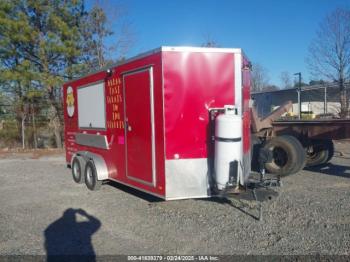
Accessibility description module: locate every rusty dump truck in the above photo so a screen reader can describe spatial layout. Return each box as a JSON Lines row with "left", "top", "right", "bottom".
{"left": 251, "top": 101, "right": 350, "bottom": 176}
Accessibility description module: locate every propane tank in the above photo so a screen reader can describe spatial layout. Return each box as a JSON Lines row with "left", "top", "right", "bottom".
{"left": 214, "top": 105, "right": 242, "bottom": 190}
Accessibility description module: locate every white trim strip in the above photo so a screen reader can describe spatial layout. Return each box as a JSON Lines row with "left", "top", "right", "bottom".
{"left": 234, "top": 53, "right": 242, "bottom": 116}
{"left": 161, "top": 46, "right": 242, "bottom": 54}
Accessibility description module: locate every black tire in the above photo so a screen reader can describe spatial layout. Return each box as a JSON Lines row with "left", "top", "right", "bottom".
{"left": 263, "top": 135, "right": 305, "bottom": 176}
{"left": 325, "top": 140, "right": 335, "bottom": 163}
{"left": 84, "top": 160, "right": 102, "bottom": 191}
{"left": 306, "top": 139, "right": 334, "bottom": 167}
{"left": 283, "top": 136, "right": 307, "bottom": 173}
{"left": 72, "top": 157, "right": 84, "bottom": 183}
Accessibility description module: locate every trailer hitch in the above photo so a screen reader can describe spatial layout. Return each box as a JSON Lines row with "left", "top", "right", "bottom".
{"left": 219, "top": 164, "right": 281, "bottom": 222}
{"left": 213, "top": 145, "right": 281, "bottom": 221}
{"left": 257, "top": 147, "right": 282, "bottom": 187}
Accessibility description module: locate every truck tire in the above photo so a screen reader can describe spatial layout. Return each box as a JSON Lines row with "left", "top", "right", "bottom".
{"left": 72, "top": 156, "right": 84, "bottom": 183}
{"left": 283, "top": 136, "right": 307, "bottom": 173}
{"left": 263, "top": 135, "right": 305, "bottom": 176}
{"left": 306, "top": 139, "right": 334, "bottom": 167}
{"left": 84, "top": 160, "right": 102, "bottom": 191}
{"left": 325, "top": 140, "right": 335, "bottom": 163}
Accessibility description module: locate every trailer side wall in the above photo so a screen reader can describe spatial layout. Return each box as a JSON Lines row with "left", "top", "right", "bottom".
{"left": 162, "top": 50, "right": 236, "bottom": 199}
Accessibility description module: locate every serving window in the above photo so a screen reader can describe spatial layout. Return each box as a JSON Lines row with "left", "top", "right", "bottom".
{"left": 77, "top": 82, "right": 106, "bottom": 129}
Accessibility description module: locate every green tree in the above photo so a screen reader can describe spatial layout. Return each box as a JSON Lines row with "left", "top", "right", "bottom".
{"left": 81, "top": 2, "right": 134, "bottom": 70}
{"left": 0, "top": 0, "right": 87, "bottom": 148}
{"left": 81, "top": 5, "right": 113, "bottom": 69}
{"left": 0, "top": 0, "right": 133, "bottom": 148}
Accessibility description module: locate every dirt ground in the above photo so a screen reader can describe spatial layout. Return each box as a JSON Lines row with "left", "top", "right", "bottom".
{"left": 0, "top": 141, "right": 349, "bottom": 256}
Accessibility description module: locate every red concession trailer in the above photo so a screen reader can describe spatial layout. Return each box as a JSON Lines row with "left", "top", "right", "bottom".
{"left": 63, "top": 46, "right": 251, "bottom": 200}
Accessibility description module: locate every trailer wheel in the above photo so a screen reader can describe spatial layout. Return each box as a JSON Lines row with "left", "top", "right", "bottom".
{"left": 263, "top": 135, "right": 305, "bottom": 176}
{"left": 84, "top": 160, "right": 102, "bottom": 191}
{"left": 72, "top": 157, "right": 84, "bottom": 183}
{"left": 306, "top": 139, "right": 334, "bottom": 167}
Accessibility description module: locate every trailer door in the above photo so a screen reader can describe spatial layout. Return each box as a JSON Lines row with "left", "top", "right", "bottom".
{"left": 123, "top": 67, "right": 156, "bottom": 187}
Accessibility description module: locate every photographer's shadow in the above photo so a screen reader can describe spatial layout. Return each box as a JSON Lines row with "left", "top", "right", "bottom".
{"left": 44, "top": 208, "right": 101, "bottom": 261}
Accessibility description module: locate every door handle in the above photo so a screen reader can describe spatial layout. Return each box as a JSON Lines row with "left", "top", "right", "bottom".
{"left": 125, "top": 119, "right": 131, "bottom": 132}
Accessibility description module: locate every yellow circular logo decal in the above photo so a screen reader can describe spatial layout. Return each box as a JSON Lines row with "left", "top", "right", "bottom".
{"left": 66, "top": 86, "right": 75, "bottom": 117}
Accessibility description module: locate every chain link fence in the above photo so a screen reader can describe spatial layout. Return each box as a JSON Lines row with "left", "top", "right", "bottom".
{"left": 252, "top": 83, "right": 350, "bottom": 119}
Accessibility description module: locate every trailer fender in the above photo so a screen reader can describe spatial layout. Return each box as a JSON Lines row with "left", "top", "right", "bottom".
{"left": 72, "top": 151, "right": 109, "bottom": 181}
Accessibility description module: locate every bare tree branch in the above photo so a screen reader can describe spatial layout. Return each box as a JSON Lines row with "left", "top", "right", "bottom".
{"left": 251, "top": 63, "right": 271, "bottom": 92}
{"left": 306, "top": 8, "right": 350, "bottom": 117}
{"left": 280, "top": 71, "right": 292, "bottom": 89}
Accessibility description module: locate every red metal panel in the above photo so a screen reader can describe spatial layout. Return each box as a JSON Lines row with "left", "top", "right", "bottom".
{"left": 162, "top": 51, "right": 235, "bottom": 159}
{"left": 63, "top": 52, "right": 165, "bottom": 197}
{"left": 124, "top": 69, "right": 154, "bottom": 185}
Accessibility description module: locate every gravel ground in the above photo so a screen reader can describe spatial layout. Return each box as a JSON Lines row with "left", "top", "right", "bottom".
{"left": 0, "top": 142, "right": 349, "bottom": 256}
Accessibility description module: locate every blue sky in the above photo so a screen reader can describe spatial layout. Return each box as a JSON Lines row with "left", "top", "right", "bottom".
{"left": 89, "top": 0, "right": 350, "bottom": 86}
